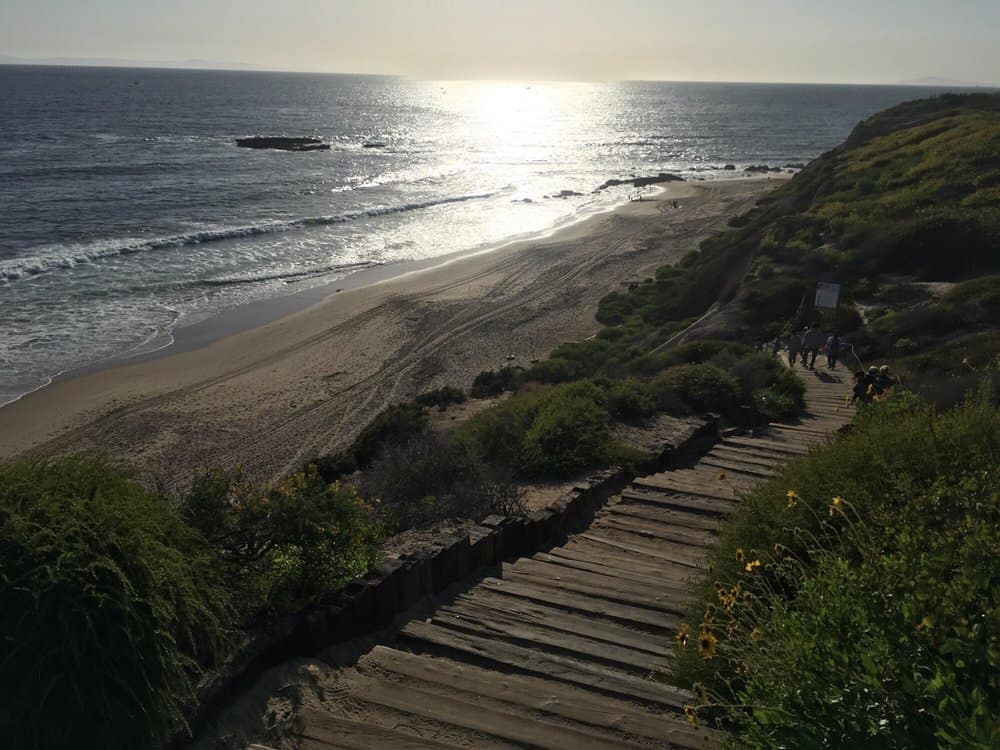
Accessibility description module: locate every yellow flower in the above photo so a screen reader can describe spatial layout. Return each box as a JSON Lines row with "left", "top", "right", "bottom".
{"left": 786, "top": 490, "right": 798, "bottom": 509}
{"left": 684, "top": 705, "right": 698, "bottom": 725}
{"left": 745, "top": 559, "right": 762, "bottom": 573}
{"left": 829, "top": 496, "right": 844, "bottom": 517}
{"left": 694, "top": 682, "right": 709, "bottom": 706}
{"left": 675, "top": 623, "right": 691, "bottom": 648}
{"left": 704, "top": 604, "right": 716, "bottom": 623}
{"left": 698, "top": 630, "right": 718, "bottom": 659}
{"left": 735, "top": 547, "right": 745, "bottom": 564}
{"left": 717, "top": 470, "right": 727, "bottom": 480}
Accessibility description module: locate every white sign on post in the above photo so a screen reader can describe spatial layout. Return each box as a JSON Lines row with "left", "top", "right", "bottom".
{"left": 815, "top": 282, "right": 841, "bottom": 310}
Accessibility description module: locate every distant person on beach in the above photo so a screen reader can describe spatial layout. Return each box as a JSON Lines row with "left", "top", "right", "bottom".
{"left": 826, "top": 331, "right": 842, "bottom": 369}
{"left": 787, "top": 331, "right": 802, "bottom": 367}
{"left": 803, "top": 324, "right": 825, "bottom": 369}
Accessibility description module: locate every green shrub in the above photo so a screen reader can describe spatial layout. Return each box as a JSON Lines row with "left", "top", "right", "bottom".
{"left": 751, "top": 386, "right": 799, "bottom": 421}
{"left": 628, "top": 340, "right": 751, "bottom": 376}
{"left": 181, "top": 468, "right": 384, "bottom": 616}
{"left": 358, "top": 433, "right": 525, "bottom": 529}
{"left": 648, "top": 363, "right": 742, "bottom": 415}
{"left": 529, "top": 356, "right": 588, "bottom": 383}
{"left": 672, "top": 381, "right": 1000, "bottom": 746}
{"left": 521, "top": 386, "right": 611, "bottom": 476}
{"left": 415, "top": 385, "right": 466, "bottom": 408}
{"left": 458, "top": 381, "right": 613, "bottom": 478}
{"left": 470, "top": 365, "right": 526, "bottom": 398}
{"left": 606, "top": 378, "right": 656, "bottom": 419}
{"left": 0, "top": 456, "right": 229, "bottom": 749}
{"left": 314, "top": 402, "right": 428, "bottom": 480}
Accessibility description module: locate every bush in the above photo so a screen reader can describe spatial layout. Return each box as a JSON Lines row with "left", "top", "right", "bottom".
{"left": 521, "top": 386, "right": 611, "bottom": 476}
{"left": 415, "top": 386, "right": 466, "bottom": 409}
{"left": 314, "top": 402, "right": 428, "bottom": 480}
{"left": 470, "top": 365, "right": 526, "bottom": 398}
{"left": 628, "top": 340, "right": 752, "bottom": 376}
{"left": 606, "top": 379, "right": 656, "bottom": 419}
{"left": 648, "top": 363, "right": 742, "bottom": 415}
{"left": 751, "top": 386, "right": 799, "bottom": 421}
{"left": 358, "top": 433, "right": 525, "bottom": 529}
{"left": 181, "top": 468, "right": 384, "bottom": 616}
{"left": 672, "top": 381, "right": 1000, "bottom": 746}
{"left": 528, "top": 356, "right": 588, "bottom": 383}
{"left": 459, "top": 381, "right": 613, "bottom": 478}
{"left": 0, "top": 456, "right": 229, "bottom": 749}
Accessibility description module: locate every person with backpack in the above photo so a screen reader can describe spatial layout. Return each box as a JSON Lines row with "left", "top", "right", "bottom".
{"left": 826, "top": 330, "right": 842, "bottom": 370}
{"left": 787, "top": 331, "right": 802, "bottom": 367}
{"left": 803, "top": 324, "right": 825, "bottom": 370}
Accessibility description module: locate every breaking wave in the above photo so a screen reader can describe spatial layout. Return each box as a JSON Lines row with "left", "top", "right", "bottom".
{"left": 0, "top": 192, "right": 494, "bottom": 282}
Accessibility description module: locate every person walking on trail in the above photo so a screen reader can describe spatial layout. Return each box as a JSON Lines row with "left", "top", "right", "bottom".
{"left": 787, "top": 330, "right": 802, "bottom": 367}
{"left": 803, "top": 324, "right": 825, "bottom": 369}
{"left": 850, "top": 370, "right": 871, "bottom": 405}
{"left": 877, "top": 365, "right": 896, "bottom": 392}
{"left": 866, "top": 366, "right": 882, "bottom": 396}
{"left": 826, "top": 330, "right": 842, "bottom": 370}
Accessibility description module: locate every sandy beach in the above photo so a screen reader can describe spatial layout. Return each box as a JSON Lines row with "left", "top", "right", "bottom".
{"left": 0, "top": 178, "right": 784, "bottom": 486}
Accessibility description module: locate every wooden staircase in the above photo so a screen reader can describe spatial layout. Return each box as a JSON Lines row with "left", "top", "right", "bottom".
{"left": 288, "top": 368, "right": 855, "bottom": 749}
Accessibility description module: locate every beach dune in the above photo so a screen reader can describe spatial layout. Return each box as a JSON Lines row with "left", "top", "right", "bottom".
{"left": 0, "top": 179, "right": 783, "bottom": 485}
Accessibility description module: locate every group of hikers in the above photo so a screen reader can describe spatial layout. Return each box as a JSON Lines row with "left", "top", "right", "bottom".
{"left": 850, "top": 365, "right": 897, "bottom": 405}
{"left": 757, "top": 323, "right": 898, "bottom": 406}
{"left": 785, "top": 324, "right": 844, "bottom": 370}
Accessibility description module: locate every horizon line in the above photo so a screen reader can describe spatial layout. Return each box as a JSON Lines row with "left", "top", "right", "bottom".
{"left": 0, "top": 57, "right": 996, "bottom": 89}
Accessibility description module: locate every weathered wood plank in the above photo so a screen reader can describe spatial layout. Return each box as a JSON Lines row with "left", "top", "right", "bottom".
{"left": 398, "top": 620, "right": 691, "bottom": 709}
{"left": 364, "top": 647, "right": 721, "bottom": 749}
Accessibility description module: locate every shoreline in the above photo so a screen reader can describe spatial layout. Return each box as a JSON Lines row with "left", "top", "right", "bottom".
{"left": 0, "top": 177, "right": 787, "bottom": 483}
{"left": 2, "top": 183, "right": 665, "bottom": 408}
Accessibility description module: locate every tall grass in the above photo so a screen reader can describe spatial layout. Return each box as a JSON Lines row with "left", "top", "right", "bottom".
{"left": 0, "top": 456, "right": 229, "bottom": 749}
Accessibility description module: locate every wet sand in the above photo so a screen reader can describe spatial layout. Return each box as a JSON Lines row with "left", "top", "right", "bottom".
{"left": 0, "top": 178, "right": 784, "bottom": 485}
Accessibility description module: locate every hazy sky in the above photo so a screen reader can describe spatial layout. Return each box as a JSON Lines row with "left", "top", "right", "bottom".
{"left": 2, "top": 0, "right": 998, "bottom": 84}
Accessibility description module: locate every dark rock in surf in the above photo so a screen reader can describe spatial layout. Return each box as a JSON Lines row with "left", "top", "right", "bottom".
{"left": 362, "top": 142, "right": 387, "bottom": 149}
{"left": 236, "top": 136, "right": 330, "bottom": 152}
{"left": 547, "top": 189, "right": 584, "bottom": 199}
{"left": 724, "top": 164, "right": 737, "bottom": 170}
{"left": 594, "top": 172, "right": 684, "bottom": 192}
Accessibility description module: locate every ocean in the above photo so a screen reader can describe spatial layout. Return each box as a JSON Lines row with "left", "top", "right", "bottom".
{"left": 0, "top": 66, "right": 968, "bottom": 406}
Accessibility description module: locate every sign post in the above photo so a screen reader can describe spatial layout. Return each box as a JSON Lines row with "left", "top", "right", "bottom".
{"left": 814, "top": 282, "right": 841, "bottom": 310}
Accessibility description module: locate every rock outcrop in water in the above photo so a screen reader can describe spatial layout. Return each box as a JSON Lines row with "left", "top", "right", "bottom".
{"left": 235, "top": 137, "right": 330, "bottom": 152}
{"left": 744, "top": 164, "right": 785, "bottom": 173}
{"left": 594, "top": 172, "right": 684, "bottom": 192}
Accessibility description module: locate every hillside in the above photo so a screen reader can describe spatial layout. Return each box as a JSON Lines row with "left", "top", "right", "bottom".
{"left": 2, "top": 93, "right": 998, "bottom": 749}
{"left": 596, "top": 92, "right": 999, "bottom": 394}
